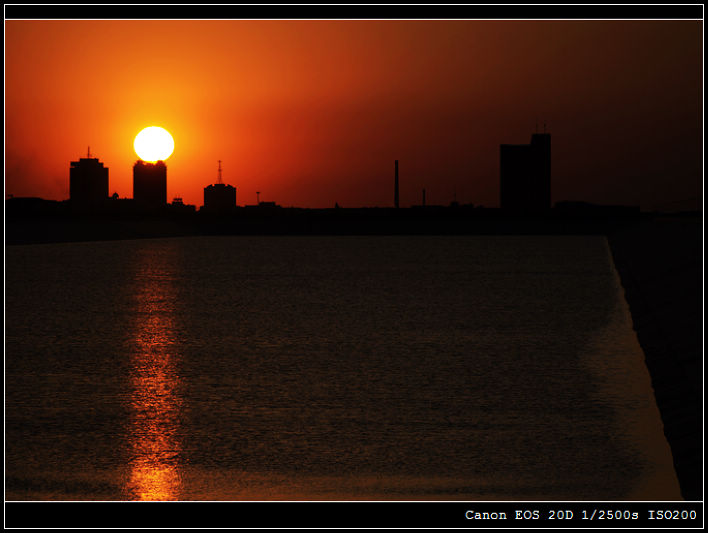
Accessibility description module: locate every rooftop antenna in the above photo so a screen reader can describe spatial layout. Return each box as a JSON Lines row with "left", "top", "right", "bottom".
{"left": 217, "top": 160, "right": 223, "bottom": 184}
{"left": 256, "top": 191, "right": 260, "bottom": 204}
{"left": 87, "top": 146, "right": 91, "bottom": 158}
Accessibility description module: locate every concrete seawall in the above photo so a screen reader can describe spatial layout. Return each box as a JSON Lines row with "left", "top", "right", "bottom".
{"left": 607, "top": 215, "right": 702, "bottom": 501}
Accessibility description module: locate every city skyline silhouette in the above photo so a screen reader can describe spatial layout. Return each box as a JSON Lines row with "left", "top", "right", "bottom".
{"left": 30, "top": 130, "right": 563, "bottom": 212}
{"left": 5, "top": 19, "right": 702, "bottom": 212}
{"left": 8, "top": 127, "right": 682, "bottom": 217}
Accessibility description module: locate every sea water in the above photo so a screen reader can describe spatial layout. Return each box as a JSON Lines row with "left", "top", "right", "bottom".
{"left": 5, "top": 236, "right": 681, "bottom": 500}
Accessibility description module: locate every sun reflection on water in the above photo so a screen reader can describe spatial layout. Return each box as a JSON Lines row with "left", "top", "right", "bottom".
{"left": 125, "top": 248, "right": 184, "bottom": 501}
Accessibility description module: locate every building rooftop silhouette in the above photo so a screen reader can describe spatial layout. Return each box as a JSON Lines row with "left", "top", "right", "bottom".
{"left": 70, "top": 148, "right": 108, "bottom": 207}
{"left": 203, "top": 160, "right": 236, "bottom": 212}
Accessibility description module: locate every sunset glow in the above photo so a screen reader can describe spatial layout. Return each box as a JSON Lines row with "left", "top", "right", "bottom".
{"left": 5, "top": 20, "right": 702, "bottom": 210}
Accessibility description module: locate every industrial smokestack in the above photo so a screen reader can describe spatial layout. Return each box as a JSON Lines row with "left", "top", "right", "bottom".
{"left": 394, "top": 160, "right": 399, "bottom": 208}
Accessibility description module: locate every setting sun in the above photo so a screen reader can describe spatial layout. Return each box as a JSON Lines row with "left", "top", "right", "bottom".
{"left": 134, "top": 126, "right": 174, "bottom": 162}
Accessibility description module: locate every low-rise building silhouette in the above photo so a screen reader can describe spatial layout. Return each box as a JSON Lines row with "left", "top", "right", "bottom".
{"left": 170, "top": 196, "right": 196, "bottom": 213}
{"left": 70, "top": 149, "right": 108, "bottom": 206}
{"left": 133, "top": 160, "right": 167, "bottom": 208}
{"left": 203, "top": 160, "right": 236, "bottom": 212}
{"left": 204, "top": 183, "right": 236, "bottom": 212}
{"left": 500, "top": 132, "right": 551, "bottom": 211}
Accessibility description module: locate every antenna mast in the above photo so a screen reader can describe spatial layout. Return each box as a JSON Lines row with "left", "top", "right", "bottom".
{"left": 217, "top": 160, "right": 222, "bottom": 184}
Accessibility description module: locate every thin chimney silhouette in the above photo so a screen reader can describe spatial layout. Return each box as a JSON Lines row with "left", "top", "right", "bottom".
{"left": 394, "top": 160, "right": 399, "bottom": 208}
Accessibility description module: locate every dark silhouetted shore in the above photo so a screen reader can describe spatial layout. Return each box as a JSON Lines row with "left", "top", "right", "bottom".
{"left": 608, "top": 214, "right": 702, "bottom": 501}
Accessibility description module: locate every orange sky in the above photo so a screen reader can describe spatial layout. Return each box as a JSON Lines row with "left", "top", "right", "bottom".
{"left": 5, "top": 20, "right": 703, "bottom": 209}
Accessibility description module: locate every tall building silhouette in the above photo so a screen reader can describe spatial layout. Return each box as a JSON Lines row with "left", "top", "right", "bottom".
{"left": 500, "top": 132, "right": 551, "bottom": 211}
{"left": 203, "top": 160, "right": 236, "bottom": 212}
{"left": 70, "top": 149, "right": 108, "bottom": 206}
{"left": 133, "top": 160, "right": 167, "bottom": 207}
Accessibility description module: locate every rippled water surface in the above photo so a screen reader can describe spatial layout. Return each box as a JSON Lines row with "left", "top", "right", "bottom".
{"left": 5, "top": 236, "right": 680, "bottom": 500}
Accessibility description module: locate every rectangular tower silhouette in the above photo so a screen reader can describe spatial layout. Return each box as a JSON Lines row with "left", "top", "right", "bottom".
{"left": 500, "top": 133, "right": 551, "bottom": 211}
{"left": 70, "top": 154, "right": 108, "bottom": 206}
{"left": 133, "top": 160, "right": 167, "bottom": 208}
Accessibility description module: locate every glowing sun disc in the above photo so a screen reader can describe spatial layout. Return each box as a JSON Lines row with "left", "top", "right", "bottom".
{"left": 134, "top": 127, "right": 174, "bottom": 162}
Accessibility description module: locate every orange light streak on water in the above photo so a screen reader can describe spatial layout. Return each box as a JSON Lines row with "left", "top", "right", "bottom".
{"left": 125, "top": 249, "right": 184, "bottom": 501}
